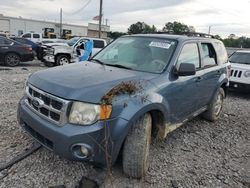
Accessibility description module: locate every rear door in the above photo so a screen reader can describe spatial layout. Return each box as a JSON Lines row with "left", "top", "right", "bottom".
{"left": 195, "top": 42, "right": 221, "bottom": 108}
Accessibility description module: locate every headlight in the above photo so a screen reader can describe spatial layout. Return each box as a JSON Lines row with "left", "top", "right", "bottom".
{"left": 244, "top": 71, "right": 250, "bottom": 77}
{"left": 69, "top": 102, "right": 112, "bottom": 125}
{"left": 46, "top": 48, "right": 54, "bottom": 55}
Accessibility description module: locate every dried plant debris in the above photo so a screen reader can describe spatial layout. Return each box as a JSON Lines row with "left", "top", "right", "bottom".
{"left": 101, "top": 80, "right": 144, "bottom": 104}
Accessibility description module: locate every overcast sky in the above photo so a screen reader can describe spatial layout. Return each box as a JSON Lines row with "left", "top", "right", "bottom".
{"left": 0, "top": 0, "right": 250, "bottom": 38}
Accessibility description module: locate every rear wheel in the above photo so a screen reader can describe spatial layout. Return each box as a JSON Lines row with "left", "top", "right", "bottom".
{"left": 122, "top": 113, "right": 152, "bottom": 178}
{"left": 202, "top": 88, "right": 225, "bottom": 122}
{"left": 5, "top": 53, "right": 20, "bottom": 67}
{"left": 56, "top": 55, "right": 70, "bottom": 66}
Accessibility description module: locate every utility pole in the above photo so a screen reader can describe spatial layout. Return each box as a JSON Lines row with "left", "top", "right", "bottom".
{"left": 60, "top": 8, "right": 62, "bottom": 38}
{"left": 208, "top": 25, "right": 211, "bottom": 35}
{"left": 98, "top": 0, "right": 103, "bottom": 38}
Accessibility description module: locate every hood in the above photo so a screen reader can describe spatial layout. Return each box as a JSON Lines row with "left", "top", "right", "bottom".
{"left": 29, "top": 62, "right": 158, "bottom": 103}
{"left": 230, "top": 62, "right": 250, "bottom": 70}
{"left": 44, "top": 43, "right": 69, "bottom": 47}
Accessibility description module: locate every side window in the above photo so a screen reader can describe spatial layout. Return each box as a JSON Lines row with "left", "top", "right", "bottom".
{"left": 93, "top": 40, "right": 105, "bottom": 48}
{"left": 201, "top": 43, "right": 217, "bottom": 68}
{"left": 23, "top": 33, "right": 31, "bottom": 38}
{"left": 177, "top": 43, "right": 200, "bottom": 69}
{"left": 4, "top": 39, "right": 12, "bottom": 45}
{"left": 33, "top": 34, "right": 40, "bottom": 39}
{"left": 0, "top": 38, "right": 5, "bottom": 44}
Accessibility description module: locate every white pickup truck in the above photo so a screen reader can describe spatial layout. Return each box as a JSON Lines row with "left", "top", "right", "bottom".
{"left": 21, "top": 32, "right": 62, "bottom": 43}
{"left": 229, "top": 50, "right": 250, "bottom": 89}
{"left": 42, "top": 37, "right": 107, "bottom": 66}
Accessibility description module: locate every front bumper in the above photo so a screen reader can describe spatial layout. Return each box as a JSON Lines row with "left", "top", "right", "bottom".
{"left": 229, "top": 81, "right": 250, "bottom": 90}
{"left": 17, "top": 97, "right": 128, "bottom": 165}
{"left": 43, "top": 55, "right": 55, "bottom": 63}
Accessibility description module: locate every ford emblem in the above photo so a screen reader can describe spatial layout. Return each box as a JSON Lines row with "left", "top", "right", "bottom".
{"left": 32, "top": 98, "right": 44, "bottom": 108}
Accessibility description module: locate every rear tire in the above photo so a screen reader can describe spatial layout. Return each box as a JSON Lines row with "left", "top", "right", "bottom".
{"left": 56, "top": 55, "right": 70, "bottom": 66}
{"left": 4, "top": 53, "right": 20, "bottom": 67}
{"left": 122, "top": 113, "right": 152, "bottom": 178}
{"left": 202, "top": 88, "right": 225, "bottom": 122}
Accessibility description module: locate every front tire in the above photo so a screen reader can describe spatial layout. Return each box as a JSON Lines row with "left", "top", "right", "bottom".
{"left": 122, "top": 113, "right": 152, "bottom": 178}
{"left": 56, "top": 55, "right": 70, "bottom": 66}
{"left": 202, "top": 88, "right": 225, "bottom": 122}
{"left": 5, "top": 53, "right": 20, "bottom": 67}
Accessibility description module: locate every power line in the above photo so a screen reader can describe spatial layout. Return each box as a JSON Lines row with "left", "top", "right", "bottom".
{"left": 63, "top": 0, "right": 92, "bottom": 16}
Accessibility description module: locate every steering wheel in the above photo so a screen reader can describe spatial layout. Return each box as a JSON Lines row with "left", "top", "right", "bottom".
{"left": 151, "top": 59, "right": 166, "bottom": 70}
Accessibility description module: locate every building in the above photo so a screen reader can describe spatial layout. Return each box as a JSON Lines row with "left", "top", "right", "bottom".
{"left": 0, "top": 14, "right": 110, "bottom": 38}
{"left": 87, "top": 23, "right": 110, "bottom": 39}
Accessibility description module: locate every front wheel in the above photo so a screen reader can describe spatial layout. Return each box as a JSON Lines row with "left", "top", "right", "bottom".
{"left": 5, "top": 53, "right": 20, "bottom": 67}
{"left": 56, "top": 55, "right": 70, "bottom": 66}
{"left": 122, "top": 113, "right": 152, "bottom": 178}
{"left": 202, "top": 88, "right": 225, "bottom": 122}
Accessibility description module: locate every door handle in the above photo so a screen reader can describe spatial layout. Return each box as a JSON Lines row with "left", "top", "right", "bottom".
{"left": 1, "top": 47, "right": 8, "bottom": 49}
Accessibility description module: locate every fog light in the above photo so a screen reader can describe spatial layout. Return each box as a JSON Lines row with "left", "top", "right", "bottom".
{"left": 71, "top": 143, "right": 92, "bottom": 159}
{"left": 80, "top": 146, "right": 89, "bottom": 156}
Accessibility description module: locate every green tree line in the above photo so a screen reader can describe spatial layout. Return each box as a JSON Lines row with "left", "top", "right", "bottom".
{"left": 108, "top": 21, "right": 250, "bottom": 48}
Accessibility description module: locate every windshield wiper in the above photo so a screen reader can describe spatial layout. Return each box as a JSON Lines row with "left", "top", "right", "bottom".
{"left": 91, "top": 59, "right": 105, "bottom": 65}
{"left": 105, "top": 63, "right": 133, "bottom": 70}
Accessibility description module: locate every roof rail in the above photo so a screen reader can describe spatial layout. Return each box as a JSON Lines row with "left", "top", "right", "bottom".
{"left": 148, "top": 31, "right": 215, "bottom": 38}
{"left": 181, "top": 32, "right": 215, "bottom": 38}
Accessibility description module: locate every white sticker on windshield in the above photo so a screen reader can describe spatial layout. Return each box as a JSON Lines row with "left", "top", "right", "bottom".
{"left": 149, "top": 41, "right": 172, "bottom": 49}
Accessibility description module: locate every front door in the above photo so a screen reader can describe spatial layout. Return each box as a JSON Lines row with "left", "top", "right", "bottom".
{"left": 163, "top": 42, "right": 204, "bottom": 123}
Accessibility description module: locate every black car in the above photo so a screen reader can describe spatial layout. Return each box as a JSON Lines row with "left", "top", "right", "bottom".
{"left": 10, "top": 37, "right": 39, "bottom": 55}
{"left": 0, "top": 36, "right": 34, "bottom": 66}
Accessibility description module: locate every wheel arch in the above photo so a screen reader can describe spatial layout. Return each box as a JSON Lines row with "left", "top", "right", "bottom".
{"left": 4, "top": 51, "right": 21, "bottom": 59}
{"left": 111, "top": 102, "right": 169, "bottom": 164}
{"left": 55, "top": 53, "right": 71, "bottom": 61}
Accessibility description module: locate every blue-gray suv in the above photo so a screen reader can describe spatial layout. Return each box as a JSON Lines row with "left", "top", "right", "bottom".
{"left": 17, "top": 34, "right": 230, "bottom": 178}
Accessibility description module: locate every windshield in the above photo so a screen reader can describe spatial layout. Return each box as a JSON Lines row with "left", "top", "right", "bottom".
{"left": 67, "top": 37, "right": 80, "bottom": 46}
{"left": 93, "top": 36, "right": 177, "bottom": 73}
{"left": 229, "top": 52, "right": 250, "bottom": 65}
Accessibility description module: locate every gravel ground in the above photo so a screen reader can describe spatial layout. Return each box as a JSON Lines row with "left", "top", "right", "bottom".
{"left": 0, "top": 60, "right": 249, "bottom": 188}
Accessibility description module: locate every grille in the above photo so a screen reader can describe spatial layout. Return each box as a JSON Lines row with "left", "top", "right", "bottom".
{"left": 23, "top": 122, "right": 54, "bottom": 149}
{"left": 25, "top": 84, "right": 69, "bottom": 125}
{"left": 230, "top": 69, "right": 242, "bottom": 78}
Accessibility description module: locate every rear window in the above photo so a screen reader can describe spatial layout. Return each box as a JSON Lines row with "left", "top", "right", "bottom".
{"left": 214, "top": 41, "right": 228, "bottom": 64}
{"left": 23, "top": 33, "right": 31, "bottom": 38}
{"left": 229, "top": 52, "right": 250, "bottom": 64}
{"left": 93, "top": 40, "right": 105, "bottom": 48}
{"left": 33, "top": 34, "right": 40, "bottom": 39}
{"left": 14, "top": 38, "right": 26, "bottom": 43}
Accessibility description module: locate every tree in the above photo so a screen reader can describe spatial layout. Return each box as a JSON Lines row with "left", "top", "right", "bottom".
{"left": 162, "top": 21, "right": 190, "bottom": 34}
{"left": 128, "top": 22, "right": 157, "bottom": 34}
{"left": 108, "top": 31, "right": 127, "bottom": 39}
{"left": 214, "top": 35, "right": 222, "bottom": 40}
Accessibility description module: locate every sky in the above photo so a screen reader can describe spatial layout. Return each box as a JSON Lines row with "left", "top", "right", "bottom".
{"left": 0, "top": 0, "right": 250, "bottom": 38}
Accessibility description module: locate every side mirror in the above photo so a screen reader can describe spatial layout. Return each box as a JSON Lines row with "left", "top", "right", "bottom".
{"left": 176, "top": 63, "right": 196, "bottom": 76}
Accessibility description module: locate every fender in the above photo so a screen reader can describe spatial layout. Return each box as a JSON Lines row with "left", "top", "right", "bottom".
{"left": 109, "top": 92, "right": 171, "bottom": 163}
{"left": 53, "top": 46, "right": 73, "bottom": 57}
{"left": 212, "top": 73, "right": 229, "bottom": 100}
